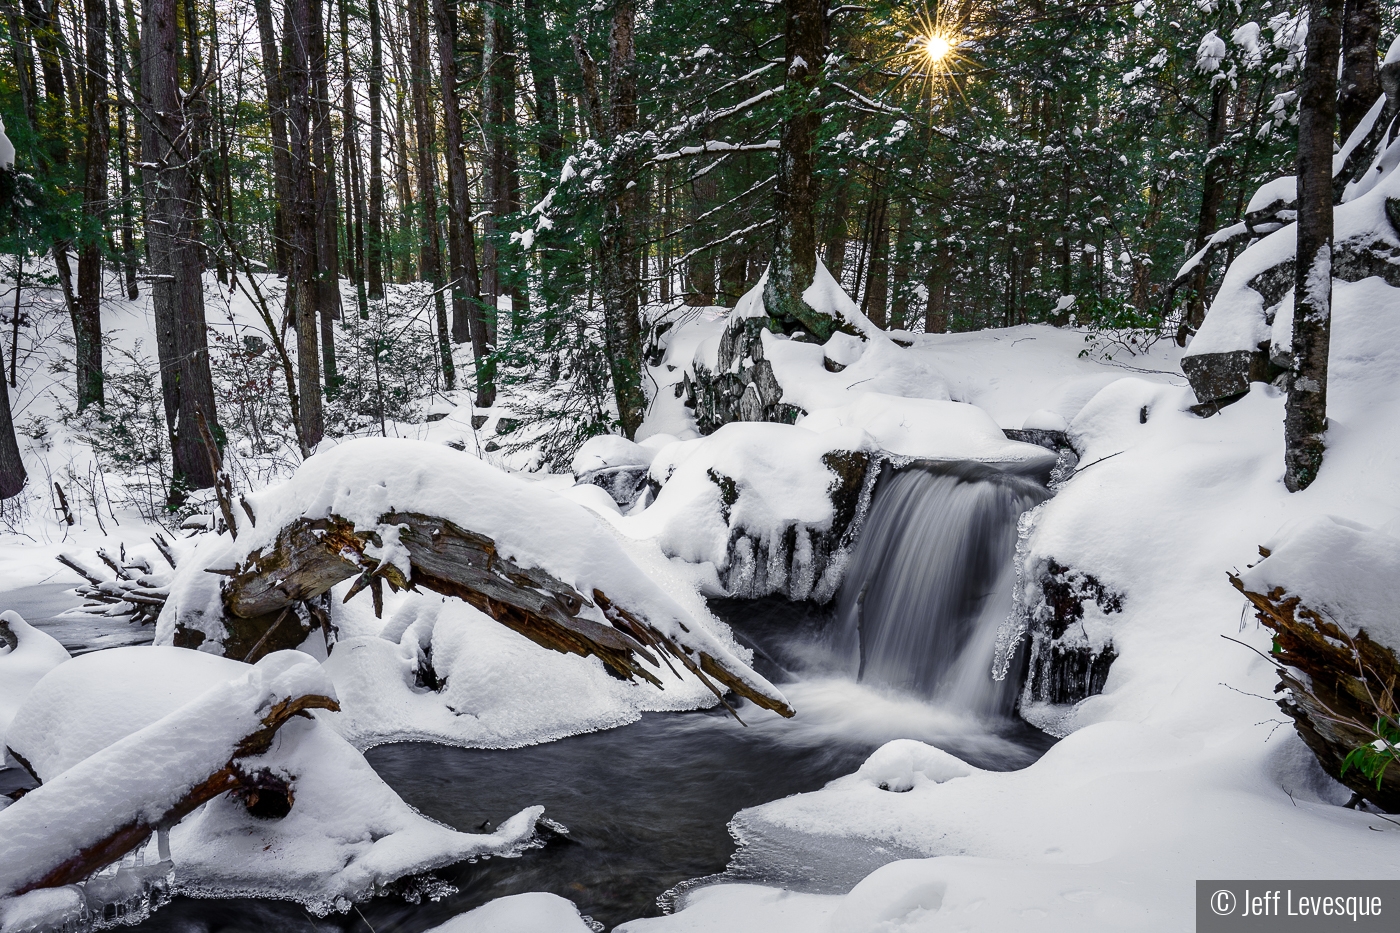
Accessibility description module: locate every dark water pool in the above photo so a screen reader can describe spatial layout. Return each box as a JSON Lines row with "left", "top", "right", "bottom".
{"left": 5, "top": 593, "right": 1054, "bottom": 931}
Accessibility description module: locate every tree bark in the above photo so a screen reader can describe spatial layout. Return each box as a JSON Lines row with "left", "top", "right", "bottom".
{"left": 310, "top": 0, "right": 340, "bottom": 393}
{"left": 522, "top": 0, "right": 561, "bottom": 182}
{"left": 407, "top": 0, "right": 454, "bottom": 391}
{"left": 108, "top": 0, "right": 139, "bottom": 300}
{"left": 762, "top": 0, "right": 828, "bottom": 337}
{"left": 1285, "top": 0, "right": 1343, "bottom": 493}
{"left": 1177, "top": 81, "right": 1230, "bottom": 345}
{"left": 889, "top": 202, "right": 912, "bottom": 330}
{"left": 75, "top": 0, "right": 110, "bottom": 411}
{"left": 597, "top": 0, "right": 647, "bottom": 437}
{"left": 139, "top": 0, "right": 221, "bottom": 497}
{"left": 481, "top": 0, "right": 510, "bottom": 354}
{"left": 281, "top": 0, "right": 324, "bottom": 449}
{"left": 1339, "top": 0, "right": 1381, "bottom": 140}
{"left": 431, "top": 0, "right": 491, "bottom": 406}
{"left": 252, "top": 0, "right": 292, "bottom": 278}
{"left": 366, "top": 0, "right": 385, "bottom": 300}
{"left": 0, "top": 338, "right": 27, "bottom": 499}
{"left": 861, "top": 197, "right": 888, "bottom": 328}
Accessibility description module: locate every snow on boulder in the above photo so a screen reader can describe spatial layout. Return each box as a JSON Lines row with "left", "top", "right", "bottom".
{"left": 624, "top": 422, "right": 877, "bottom": 602}
{"left": 856, "top": 739, "right": 976, "bottom": 793}
{"left": 797, "top": 394, "right": 1057, "bottom": 472}
{"left": 0, "top": 612, "right": 70, "bottom": 769}
{"left": 425, "top": 892, "right": 597, "bottom": 933}
{"left": 571, "top": 435, "right": 658, "bottom": 509}
{"left": 155, "top": 437, "right": 792, "bottom": 719}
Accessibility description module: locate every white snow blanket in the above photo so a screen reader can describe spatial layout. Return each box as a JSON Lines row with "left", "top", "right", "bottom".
{"left": 0, "top": 648, "right": 544, "bottom": 913}
{"left": 0, "top": 612, "right": 69, "bottom": 768}
{"left": 426, "top": 892, "right": 597, "bottom": 933}
{"left": 1238, "top": 515, "right": 1400, "bottom": 651}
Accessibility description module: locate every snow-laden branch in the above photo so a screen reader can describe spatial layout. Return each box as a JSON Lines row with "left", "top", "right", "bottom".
{"left": 652, "top": 139, "right": 781, "bottom": 163}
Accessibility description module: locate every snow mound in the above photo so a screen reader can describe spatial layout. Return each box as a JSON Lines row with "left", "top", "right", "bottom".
{"left": 855, "top": 739, "right": 977, "bottom": 793}
{"left": 1238, "top": 515, "right": 1400, "bottom": 651}
{"left": 425, "top": 892, "right": 598, "bottom": 933}
{"left": 0, "top": 647, "right": 546, "bottom": 914}
{"left": 0, "top": 612, "right": 69, "bottom": 769}
{"left": 571, "top": 434, "right": 656, "bottom": 476}
{"left": 797, "top": 394, "right": 1057, "bottom": 469}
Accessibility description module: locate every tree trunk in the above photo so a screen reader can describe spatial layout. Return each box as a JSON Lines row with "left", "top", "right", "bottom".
{"left": 861, "top": 198, "right": 888, "bottom": 329}
{"left": 522, "top": 0, "right": 561, "bottom": 181}
{"left": 281, "top": 0, "right": 324, "bottom": 449}
{"left": 407, "top": 0, "right": 453, "bottom": 390}
{"left": 481, "top": 0, "right": 509, "bottom": 353}
{"left": 823, "top": 179, "right": 848, "bottom": 285}
{"left": 889, "top": 202, "right": 912, "bottom": 330}
{"left": 252, "top": 0, "right": 292, "bottom": 278}
{"left": 0, "top": 338, "right": 26, "bottom": 499}
{"left": 431, "top": 0, "right": 491, "bottom": 407}
{"left": 1339, "top": 0, "right": 1381, "bottom": 140}
{"left": 762, "top": 0, "right": 827, "bottom": 336}
{"left": 108, "top": 0, "right": 139, "bottom": 300}
{"left": 1177, "top": 81, "right": 1230, "bottom": 345}
{"left": 310, "top": 0, "right": 340, "bottom": 392}
{"left": 366, "top": 0, "right": 385, "bottom": 300}
{"left": 75, "top": 0, "right": 109, "bottom": 411}
{"left": 339, "top": 0, "right": 367, "bottom": 317}
{"left": 1285, "top": 0, "right": 1343, "bottom": 493}
{"left": 140, "top": 0, "right": 221, "bottom": 496}
{"left": 604, "top": 1, "right": 645, "bottom": 436}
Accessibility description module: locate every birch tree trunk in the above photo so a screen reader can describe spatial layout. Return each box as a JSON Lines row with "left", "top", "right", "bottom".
{"left": 1285, "top": 0, "right": 1343, "bottom": 493}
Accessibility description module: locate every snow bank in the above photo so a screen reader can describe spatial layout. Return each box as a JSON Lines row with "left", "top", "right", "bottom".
{"left": 1238, "top": 516, "right": 1400, "bottom": 651}
{"left": 0, "top": 651, "right": 333, "bottom": 897}
{"left": 0, "top": 646, "right": 547, "bottom": 914}
{"left": 425, "top": 892, "right": 597, "bottom": 933}
{"left": 797, "top": 394, "right": 1057, "bottom": 469}
{"left": 0, "top": 612, "right": 69, "bottom": 769}
{"left": 321, "top": 592, "right": 720, "bottom": 749}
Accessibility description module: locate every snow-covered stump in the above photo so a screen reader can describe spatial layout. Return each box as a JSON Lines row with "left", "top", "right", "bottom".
{"left": 0, "top": 652, "right": 337, "bottom": 900}
{"left": 1232, "top": 517, "right": 1400, "bottom": 812}
{"left": 158, "top": 438, "right": 793, "bottom": 718}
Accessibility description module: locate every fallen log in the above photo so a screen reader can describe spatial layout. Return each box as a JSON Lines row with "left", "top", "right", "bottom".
{"left": 1229, "top": 568, "right": 1400, "bottom": 812}
{"left": 0, "top": 653, "right": 339, "bottom": 897}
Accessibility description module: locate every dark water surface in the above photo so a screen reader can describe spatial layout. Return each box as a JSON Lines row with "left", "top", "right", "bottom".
{"left": 3, "top": 545, "right": 1056, "bottom": 931}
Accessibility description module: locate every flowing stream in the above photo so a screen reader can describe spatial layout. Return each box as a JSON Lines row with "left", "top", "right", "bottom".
{"left": 2, "top": 460, "right": 1055, "bottom": 931}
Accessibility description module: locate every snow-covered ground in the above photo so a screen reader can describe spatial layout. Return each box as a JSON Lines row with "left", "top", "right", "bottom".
{"left": 2, "top": 251, "right": 1398, "bottom": 931}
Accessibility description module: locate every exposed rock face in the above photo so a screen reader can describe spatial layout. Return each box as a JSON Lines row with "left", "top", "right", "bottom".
{"left": 1022, "top": 560, "right": 1122, "bottom": 706}
{"left": 715, "top": 450, "right": 877, "bottom": 603}
{"left": 686, "top": 316, "right": 806, "bottom": 434}
{"left": 577, "top": 465, "right": 652, "bottom": 509}
{"left": 1181, "top": 348, "right": 1279, "bottom": 406}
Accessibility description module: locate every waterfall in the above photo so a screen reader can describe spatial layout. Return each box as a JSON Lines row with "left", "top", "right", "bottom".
{"left": 836, "top": 462, "right": 1048, "bottom": 718}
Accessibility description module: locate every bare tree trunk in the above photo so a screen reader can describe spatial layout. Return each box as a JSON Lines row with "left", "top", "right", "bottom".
{"left": 281, "top": 0, "right": 323, "bottom": 449}
{"left": 139, "top": 0, "right": 221, "bottom": 496}
{"left": 1339, "top": 0, "right": 1381, "bottom": 139}
{"left": 1285, "top": 0, "right": 1343, "bottom": 493}
{"left": 1177, "top": 81, "right": 1230, "bottom": 345}
{"left": 407, "top": 0, "right": 453, "bottom": 390}
{"left": 889, "top": 202, "right": 912, "bottom": 330}
{"left": 0, "top": 323, "right": 26, "bottom": 498}
{"left": 366, "top": 0, "right": 384, "bottom": 300}
{"left": 253, "top": 0, "right": 292, "bottom": 277}
{"left": 823, "top": 180, "right": 848, "bottom": 285}
{"left": 481, "top": 0, "right": 509, "bottom": 354}
{"left": 762, "top": 0, "right": 828, "bottom": 336}
{"left": 108, "top": 0, "right": 139, "bottom": 299}
{"left": 523, "top": 0, "right": 561, "bottom": 181}
{"left": 924, "top": 258, "right": 950, "bottom": 335}
{"left": 310, "top": 0, "right": 340, "bottom": 392}
{"left": 862, "top": 198, "right": 888, "bottom": 329}
{"left": 339, "top": 0, "right": 367, "bottom": 317}
{"left": 74, "top": 0, "right": 109, "bottom": 411}
{"left": 431, "top": 0, "right": 491, "bottom": 406}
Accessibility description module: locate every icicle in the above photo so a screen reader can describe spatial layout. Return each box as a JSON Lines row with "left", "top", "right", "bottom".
{"left": 992, "top": 501, "right": 1045, "bottom": 682}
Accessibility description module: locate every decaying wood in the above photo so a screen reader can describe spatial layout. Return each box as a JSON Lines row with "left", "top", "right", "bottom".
{"left": 1230, "top": 569, "right": 1400, "bottom": 811}
{"left": 56, "top": 550, "right": 171, "bottom": 626}
{"left": 193, "top": 511, "right": 794, "bottom": 718}
{"left": 14, "top": 692, "right": 339, "bottom": 895}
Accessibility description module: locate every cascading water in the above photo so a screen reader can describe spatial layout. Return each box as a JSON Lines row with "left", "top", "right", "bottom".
{"left": 836, "top": 461, "right": 1049, "bottom": 719}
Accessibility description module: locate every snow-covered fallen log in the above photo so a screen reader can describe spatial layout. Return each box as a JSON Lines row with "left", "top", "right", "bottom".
{"left": 0, "top": 651, "right": 337, "bottom": 897}
{"left": 156, "top": 438, "right": 793, "bottom": 719}
{"left": 1232, "top": 516, "right": 1400, "bottom": 812}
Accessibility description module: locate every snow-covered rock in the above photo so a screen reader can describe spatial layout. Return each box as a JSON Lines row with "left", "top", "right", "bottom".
{"left": 425, "top": 892, "right": 598, "bottom": 933}
{"left": 0, "top": 612, "right": 70, "bottom": 770}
